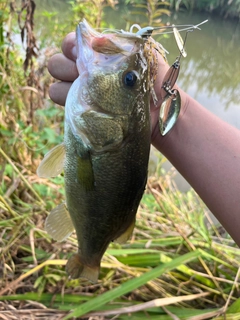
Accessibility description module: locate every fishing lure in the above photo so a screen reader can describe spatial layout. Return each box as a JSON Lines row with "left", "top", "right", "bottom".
{"left": 121, "top": 20, "right": 208, "bottom": 135}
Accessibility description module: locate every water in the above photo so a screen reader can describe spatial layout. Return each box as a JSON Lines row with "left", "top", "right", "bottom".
{"left": 159, "top": 11, "right": 240, "bottom": 130}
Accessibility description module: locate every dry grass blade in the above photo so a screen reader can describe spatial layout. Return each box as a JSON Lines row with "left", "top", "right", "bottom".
{"left": 162, "top": 306, "right": 180, "bottom": 320}
{"left": 222, "top": 267, "right": 240, "bottom": 313}
{"left": 0, "top": 309, "right": 67, "bottom": 320}
{"left": 188, "top": 307, "right": 224, "bottom": 320}
{"left": 86, "top": 292, "right": 209, "bottom": 317}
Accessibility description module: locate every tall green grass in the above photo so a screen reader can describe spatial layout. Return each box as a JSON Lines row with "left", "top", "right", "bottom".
{"left": 1, "top": 161, "right": 240, "bottom": 318}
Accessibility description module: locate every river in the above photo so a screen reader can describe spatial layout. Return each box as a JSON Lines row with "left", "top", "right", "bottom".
{"left": 159, "top": 11, "right": 240, "bottom": 130}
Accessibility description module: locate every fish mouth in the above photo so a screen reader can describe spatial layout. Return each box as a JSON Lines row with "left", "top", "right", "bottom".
{"left": 76, "top": 19, "right": 144, "bottom": 74}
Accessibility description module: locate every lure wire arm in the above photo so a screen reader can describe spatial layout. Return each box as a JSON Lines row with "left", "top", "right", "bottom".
{"left": 135, "top": 19, "right": 208, "bottom": 39}
{"left": 158, "top": 28, "right": 192, "bottom": 135}
{"left": 161, "top": 29, "right": 190, "bottom": 98}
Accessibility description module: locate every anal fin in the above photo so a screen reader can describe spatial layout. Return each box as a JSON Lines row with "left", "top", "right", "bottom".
{"left": 114, "top": 219, "right": 135, "bottom": 244}
{"left": 45, "top": 203, "right": 74, "bottom": 242}
{"left": 37, "top": 143, "right": 65, "bottom": 178}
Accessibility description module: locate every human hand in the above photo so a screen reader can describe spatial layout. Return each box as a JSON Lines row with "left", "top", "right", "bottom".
{"left": 48, "top": 32, "right": 78, "bottom": 106}
{"left": 48, "top": 32, "right": 183, "bottom": 144}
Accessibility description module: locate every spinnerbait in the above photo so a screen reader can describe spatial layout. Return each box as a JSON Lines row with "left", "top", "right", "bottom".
{"left": 127, "top": 20, "right": 208, "bottom": 135}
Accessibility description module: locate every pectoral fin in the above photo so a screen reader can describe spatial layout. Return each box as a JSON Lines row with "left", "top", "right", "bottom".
{"left": 37, "top": 143, "right": 65, "bottom": 178}
{"left": 45, "top": 203, "right": 74, "bottom": 242}
{"left": 77, "top": 156, "right": 95, "bottom": 191}
{"left": 114, "top": 219, "right": 135, "bottom": 244}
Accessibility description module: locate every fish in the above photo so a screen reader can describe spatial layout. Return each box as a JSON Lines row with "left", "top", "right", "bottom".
{"left": 37, "top": 19, "right": 152, "bottom": 283}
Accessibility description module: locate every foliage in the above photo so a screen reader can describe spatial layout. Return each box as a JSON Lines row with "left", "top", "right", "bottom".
{"left": 128, "top": 0, "right": 170, "bottom": 27}
{"left": 69, "top": 0, "right": 117, "bottom": 29}
{"left": 1, "top": 0, "right": 240, "bottom": 319}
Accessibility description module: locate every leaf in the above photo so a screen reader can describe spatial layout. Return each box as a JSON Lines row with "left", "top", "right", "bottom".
{"left": 152, "top": 9, "right": 171, "bottom": 18}
{"left": 34, "top": 275, "right": 44, "bottom": 289}
{"left": 134, "top": 4, "right": 148, "bottom": 9}
{"left": 226, "top": 298, "right": 240, "bottom": 313}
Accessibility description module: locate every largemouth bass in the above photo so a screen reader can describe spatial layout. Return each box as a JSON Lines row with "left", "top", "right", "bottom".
{"left": 37, "top": 20, "right": 151, "bottom": 282}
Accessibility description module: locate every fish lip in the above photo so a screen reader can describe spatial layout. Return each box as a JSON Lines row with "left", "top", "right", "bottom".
{"left": 76, "top": 19, "right": 101, "bottom": 74}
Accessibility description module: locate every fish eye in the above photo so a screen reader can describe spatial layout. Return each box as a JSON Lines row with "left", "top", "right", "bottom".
{"left": 123, "top": 71, "right": 138, "bottom": 87}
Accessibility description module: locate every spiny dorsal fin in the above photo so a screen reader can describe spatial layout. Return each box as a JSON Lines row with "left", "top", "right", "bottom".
{"left": 37, "top": 143, "right": 65, "bottom": 178}
{"left": 45, "top": 203, "right": 74, "bottom": 242}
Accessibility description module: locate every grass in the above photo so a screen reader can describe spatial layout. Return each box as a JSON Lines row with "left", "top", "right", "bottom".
{"left": 1, "top": 151, "right": 240, "bottom": 319}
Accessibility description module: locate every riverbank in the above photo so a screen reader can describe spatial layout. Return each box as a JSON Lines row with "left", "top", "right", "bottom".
{"left": 169, "top": 0, "right": 240, "bottom": 19}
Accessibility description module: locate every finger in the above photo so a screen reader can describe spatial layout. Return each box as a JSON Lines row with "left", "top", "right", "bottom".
{"left": 48, "top": 53, "right": 78, "bottom": 82}
{"left": 61, "top": 32, "right": 77, "bottom": 61}
{"left": 49, "top": 82, "right": 72, "bottom": 106}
